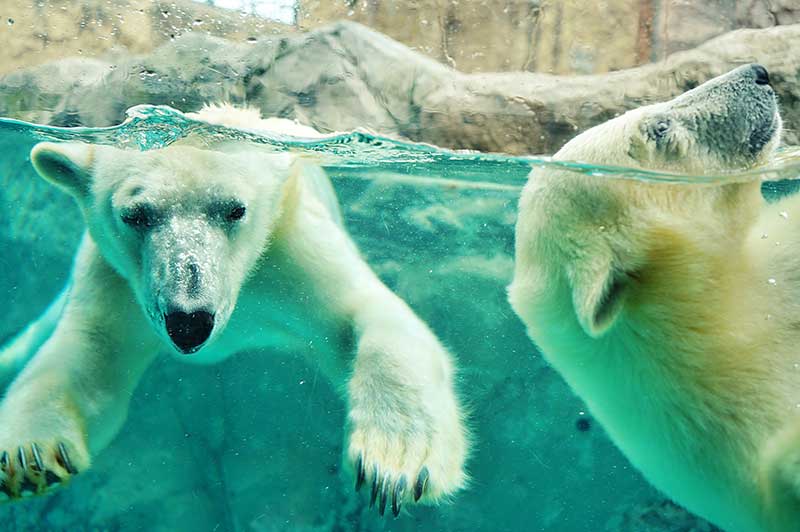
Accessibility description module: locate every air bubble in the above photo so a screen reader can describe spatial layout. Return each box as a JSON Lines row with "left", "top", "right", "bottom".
{"left": 768, "top": 278, "right": 777, "bottom": 285}
{"left": 780, "top": 211, "right": 789, "bottom": 219}
{"left": 6, "top": 18, "right": 14, "bottom": 26}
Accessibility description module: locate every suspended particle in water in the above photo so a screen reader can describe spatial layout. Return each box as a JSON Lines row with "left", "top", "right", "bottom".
{"left": 6, "top": 17, "right": 14, "bottom": 26}
{"left": 193, "top": 18, "right": 203, "bottom": 26}
{"left": 761, "top": 232, "right": 769, "bottom": 239}
{"left": 246, "top": 36, "right": 258, "bottom": 44}
{"left": 575, "top": 417, "right": 591, "bottom": 432}
{"left": 780, "top": 211, "right": 789, "bottom": 219}
{"left": 768, "top": 278, "right": 777, "bottom": 286}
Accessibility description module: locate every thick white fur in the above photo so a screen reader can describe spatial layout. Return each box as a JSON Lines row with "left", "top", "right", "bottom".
{"left": 509, "top": 67, "right": 800, "bottom": 531}
{"left": 0, "top": 104, "right": 467, "bottom": 508}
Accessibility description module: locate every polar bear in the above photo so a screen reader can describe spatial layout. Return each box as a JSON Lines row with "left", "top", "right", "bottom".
{"left": 508, "top": 64, "right": 800, "bottom": 532}
{"left": 0, "top": 104, "right": 467, "bottom": 517}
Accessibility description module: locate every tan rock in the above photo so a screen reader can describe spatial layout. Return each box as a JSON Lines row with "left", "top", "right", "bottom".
{"left": 3, "top": 21, "right": 800, "bottom": 155}
{"left": 0, "top": 0, "right": 291, "bottom": 76}
{"left": 297, "top": 0, "right": 800, "bottom": 75}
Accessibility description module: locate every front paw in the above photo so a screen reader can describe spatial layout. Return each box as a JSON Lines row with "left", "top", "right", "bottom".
{"left": 346, "top": 379, "right": 468, "bottom": 517}
{"left": 0, "top": 408, "right": 89, "bottom": 500}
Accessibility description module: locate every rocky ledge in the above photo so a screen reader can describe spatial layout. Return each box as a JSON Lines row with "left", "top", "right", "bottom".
{"left": 1, "top": 21, "right": 799, "bottom": 155}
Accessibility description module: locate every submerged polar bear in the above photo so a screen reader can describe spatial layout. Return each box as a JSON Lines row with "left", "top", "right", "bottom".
{"left": 508, "top": 64, "right": 800, "bottom": 532}
{"left": 0, "top": 105, "right": 467, "bottom": 516}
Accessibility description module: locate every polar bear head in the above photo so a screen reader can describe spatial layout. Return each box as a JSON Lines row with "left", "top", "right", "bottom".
{"left": 510, "top": 63, "right": 782, "bottom": 341}
{"left": 30, "top": 141, "right": 294, "bottom": 354}
{"left": 558, "top": 63, "right": 781, "bottom": 174}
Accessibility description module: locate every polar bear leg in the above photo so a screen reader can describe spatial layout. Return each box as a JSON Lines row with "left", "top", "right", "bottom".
{"left": 345, "top": 300, "right": 468, "bottom": 514}
{"left": 0, "top": 286, "right": 68, "bottom": 390}
{"left": 275, "top": 175, "right": 468, "bottom": 516}
{"left": 0, "top": 235, "right": 160, "bottom": 499}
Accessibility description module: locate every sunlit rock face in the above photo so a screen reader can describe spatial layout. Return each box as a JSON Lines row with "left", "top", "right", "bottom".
{"left": 2, "top": 21, "right": 800, "bottom": 155}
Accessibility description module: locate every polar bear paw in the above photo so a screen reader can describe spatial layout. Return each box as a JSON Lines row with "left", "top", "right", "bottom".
{"left": 346, "top": 385, "right": 468, "bottom": 517}
{"left": 0, "top": 439, "right": 85, "bottom": 499}
{"left": 0, "top": 401, "right": 90, "bottom": 500}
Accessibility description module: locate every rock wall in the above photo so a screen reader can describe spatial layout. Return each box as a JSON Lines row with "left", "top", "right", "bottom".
{"left": 0, "top": 0, "right": 291, "bottom": 75}
{"left": 298, "top": 0, "right": 800, "bottom": 75}
{"left": 3, "top": 0, "right": 799, "bottom": 79}
{"left": 2, "top": 21, "right": 799, "bottom": 155}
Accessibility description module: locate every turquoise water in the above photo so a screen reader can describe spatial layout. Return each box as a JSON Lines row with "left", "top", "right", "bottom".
{"left": 0, "top": 105, "right": 798, "bottom": 531}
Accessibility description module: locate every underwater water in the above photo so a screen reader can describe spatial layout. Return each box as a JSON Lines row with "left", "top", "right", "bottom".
{"left": 0, "top": 105, "right": 799, "bottom": 532}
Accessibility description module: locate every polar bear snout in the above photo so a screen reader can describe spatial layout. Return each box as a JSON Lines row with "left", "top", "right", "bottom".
{"left": 164, "top": 309, "right": 215, "bottom": 354}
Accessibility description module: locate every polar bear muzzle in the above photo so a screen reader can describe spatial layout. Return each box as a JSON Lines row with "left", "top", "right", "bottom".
{"left": 651, "top": 63, "right": 780, "bottom": 167}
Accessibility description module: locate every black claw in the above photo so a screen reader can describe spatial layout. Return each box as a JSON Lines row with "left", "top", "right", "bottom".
{"left": 354, "top": 454, "right": 365, "bottom": 492}
{"left": 57, "top": 443, "right": 77, "bottom": 475}
{"left": 369, "top": 466, "right": 380, "bottom": 508}
{"left": 44, "top": 470, "right": 61, "bottom": 486}
{"left": 16, "top": 447, "right": 26, "bottom": 471}
{"left": 414, "top": 467, "right": 429, "bottom": 502}
{"left": 19, "top": 477, "right": 37, "bottom": 496}
{"left": 0, "top": 451, "right": 8, "bottom": 472}
{"left": 392, "top": 476, "right": 406, "bottom": 517}
{"left": 378, "top": 473, "right": 389, "bottom": 516}
{"left": 0, "top": 480, "right": 11, "bottom": 498}
{"left": 30, "top": 444, "right": 43, "bottom": 472}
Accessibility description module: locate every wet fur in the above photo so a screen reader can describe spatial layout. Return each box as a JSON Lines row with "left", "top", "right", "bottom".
{"left": 0, "top": 104, "right": 468, "bottom": 511}
{"left": 509, "top": 65, "right": 800, "bottom": 531}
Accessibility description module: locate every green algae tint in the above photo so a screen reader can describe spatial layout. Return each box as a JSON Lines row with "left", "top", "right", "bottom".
{"left": 0, "top": 106, "right": 797, "bottom": 531}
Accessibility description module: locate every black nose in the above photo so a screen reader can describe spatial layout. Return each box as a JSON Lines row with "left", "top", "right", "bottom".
{"left": 752, "top": 64, "right": 770, "bottom": 86}
{"left": 165, "top": 310, "right": 214, "bottom": 354}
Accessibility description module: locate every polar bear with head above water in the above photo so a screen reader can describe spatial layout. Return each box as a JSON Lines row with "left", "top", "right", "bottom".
{"left": 508, "top": 64, "right": 800, "bottom": 531}
{"left": 0, "top": 104, "right": 467, "bottom": 517}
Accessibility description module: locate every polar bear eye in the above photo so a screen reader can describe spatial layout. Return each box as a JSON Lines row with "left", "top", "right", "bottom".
{"left": 121, "top": 204, "right": 158, "bottom": 229}
{"left": 651, "top": 119, "right": 671, "bottom": 139}
{"left": 225, "top": 204, "right": 246, "bottom": 223}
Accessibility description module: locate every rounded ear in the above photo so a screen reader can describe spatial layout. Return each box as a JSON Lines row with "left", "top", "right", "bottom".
{"left": 30, "top": 142, "right": 95, "bottom": 197}
{"left": 569, "top": 255, "right": 630, "bottom": 338}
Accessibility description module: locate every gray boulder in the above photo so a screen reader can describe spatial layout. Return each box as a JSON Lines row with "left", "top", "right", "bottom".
{"left": 2, "top": 21, "right": 800, "bottom": 154}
